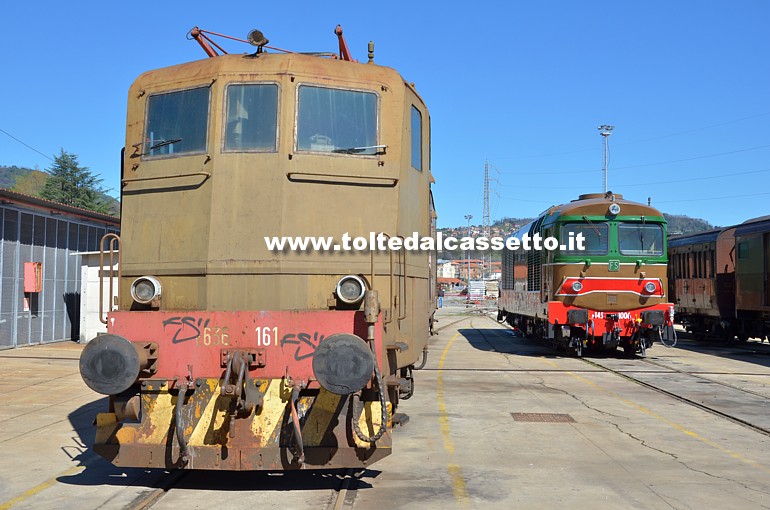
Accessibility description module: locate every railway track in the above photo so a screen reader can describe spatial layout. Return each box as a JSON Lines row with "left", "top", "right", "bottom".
{"left": 124, "top": 468, "right": 361, "bottom": 510}
{"left": 581, "top": 356, "right": 770, "bottom": 438}
{"left": 479, "top": 314, "right": 770, "bottom": 437}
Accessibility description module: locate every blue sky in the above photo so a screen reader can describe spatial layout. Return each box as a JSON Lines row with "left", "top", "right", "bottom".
{"left": 2, "top": 1, "right": 768, "bottom": 229}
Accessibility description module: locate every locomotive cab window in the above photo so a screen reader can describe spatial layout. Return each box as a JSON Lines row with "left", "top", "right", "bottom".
{"left": 618, "top": 223, "right": 663, "bottom": 256}
{"left": 224, "top": 83, "right": 279, "bottom": 152}
{"left": 560, "top": 222, "right": 608, "bottom": 255}
{"left": 143, "top": 86, "right": 210, "bottom": 158}
{"left": 411, "top": 106, "right": 422, "bottom": 170}
{"left": 296, "top": 85, "right": 378, "bottom": 155}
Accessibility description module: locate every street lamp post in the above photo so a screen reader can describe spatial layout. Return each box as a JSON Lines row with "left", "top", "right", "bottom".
{"left": 598, "top": 125, "right": 614, "bottom": 192}
{"left": 464, "top": 214, "right": 473, "bottom": 300}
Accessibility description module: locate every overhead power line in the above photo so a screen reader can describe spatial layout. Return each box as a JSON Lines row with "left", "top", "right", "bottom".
{"left": 611, "top": 143, "right": 770, "bottom": 171}
{"left": 489, "top": 143, "right": 770, "bottom": 177}
{"left": 487, "top": 111, "right": 770, "bottom": 161}
{"left": 614, "top": 167, "right": 770, "bottom": 187}
{"left": 0, "top": 128, "right": 54, "bottom": 162}
{"left": 656, "top": 191, "right": 770, "bottom": 204}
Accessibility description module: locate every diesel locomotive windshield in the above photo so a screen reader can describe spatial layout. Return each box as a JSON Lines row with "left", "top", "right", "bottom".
{"left": 296, "top": 85, "right": 378, "bottom": 154}
{"left": 618, "top": 223, "right": 664, "bottom": 256}
{"left": 560, "top": 222, "right": 609, "bottom": 255}
{"left": 224, "top": 84, "right": 279, "bottom": 152}
{"left": 143, "top": 86, "right": 210, "bottom": 158}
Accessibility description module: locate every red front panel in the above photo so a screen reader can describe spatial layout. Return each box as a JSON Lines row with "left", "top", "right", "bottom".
{"left": 107, "top": 310, "right": 382, "bottom": 382}
{"left": 547, "top": 301, "right": 674, "bottom": 336}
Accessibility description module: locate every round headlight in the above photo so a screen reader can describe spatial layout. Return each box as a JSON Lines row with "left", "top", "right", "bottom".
{"left": 336, "top": 275, "right": 366, "bottom": 304}
{"left": 571, "top": 281, "right": 583, "bottom": 292}
{"left": 644, "top": 282, "right": 657, "bottom": 293}
{"left": 131, "top": 276, "right": 162, "bottom": 304}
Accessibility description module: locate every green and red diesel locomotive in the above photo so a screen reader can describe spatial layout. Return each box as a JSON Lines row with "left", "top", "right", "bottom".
{"left": 498, "top": 192, "right": 676, "bottom": 356}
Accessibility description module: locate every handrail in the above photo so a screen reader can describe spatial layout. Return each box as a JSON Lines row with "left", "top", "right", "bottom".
{"left": 370, "top": 233, "right": 396, "bottom": 325}
{"left": 287, "top": 172, "right": 397, "bottom": 188}
{"left": 122, "top": 171, "right": 211, "bottom": 186}
{"left": 396, "top": 236, "right": 408, "bottom": 321}
{"left": 99, "top": 233, "right": 121, "bottom": 324}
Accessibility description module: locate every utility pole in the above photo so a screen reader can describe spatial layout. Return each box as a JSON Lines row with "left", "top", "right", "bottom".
{"left": 483, "top": 160, "right": 490, "bottom": 279}
{"left": 598, "top": 125, "right": 614, "bottom": 192}
{"left": 464, "top": 214, "right": 473, "bottom": 289}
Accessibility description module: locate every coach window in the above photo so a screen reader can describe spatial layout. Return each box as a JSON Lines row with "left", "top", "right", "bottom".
{"left": 618, "top": 223, "right": 664, "bottom": 256}
{"left": 296, "top": 85, "right": 378, "bottom": 155}
{"left": 144, "top": 86, "right": 209, "bottom": 158}
{"left": 737, "top": 242, "right": 749, "bottom": 259}
{"left": 224, "top": 84, "right": 278, "bottom": 151}
{"left": 411, "top": 106, "right": 422, "bottom": 170}
{"left": 560, "top": 223, "right": 608, "bottom": 255}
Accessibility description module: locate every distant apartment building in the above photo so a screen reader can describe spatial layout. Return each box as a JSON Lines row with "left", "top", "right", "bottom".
{"left": 437, "top": 260, "right": 456, "bottom": 278}
{"left": 439, "top": 259, "right": 501, "bottom": 282}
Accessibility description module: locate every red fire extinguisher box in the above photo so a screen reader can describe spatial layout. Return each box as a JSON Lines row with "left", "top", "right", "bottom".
{"left": 24, "top": 262, "right": 42, "bottom": 293}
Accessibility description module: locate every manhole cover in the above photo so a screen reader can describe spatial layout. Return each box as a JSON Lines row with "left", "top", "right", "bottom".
{"left": 511, "top": 412, "right": 575, "bottom": 423}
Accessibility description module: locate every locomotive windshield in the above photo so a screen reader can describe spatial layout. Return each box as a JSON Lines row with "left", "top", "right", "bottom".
{"left": 224, "top": 84, "right": 279, "bottom": 151}
{"left": 296, "top": 85, "right": 378, "bottom": 154}
{"left": 144, "top": 86, "right": 210, "bottom": 158}
{"left": 618, "top": 223, "right": 664, "bottom": 256}
{"left": 560, "top": 222, "right": 608, "bottom": 255}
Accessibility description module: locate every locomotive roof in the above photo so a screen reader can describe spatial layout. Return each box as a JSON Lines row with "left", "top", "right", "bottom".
{"left": 543, "top": 193, "right": 665, "bottom": 221}
{"left": 131, "top": 51, "right": 418, "bottom": 101}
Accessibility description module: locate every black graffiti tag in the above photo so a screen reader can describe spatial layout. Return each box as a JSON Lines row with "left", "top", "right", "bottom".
{"left": 280, "top": 332, "right": 325, "bottom": 361}
{"left": 163, "top": 316, "right": 211, "bottom": 344}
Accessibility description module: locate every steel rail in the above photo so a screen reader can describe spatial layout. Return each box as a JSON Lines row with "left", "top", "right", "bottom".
{"left": 482, "top": 313, "right": 770, "bottom": 437}
{"left": 579, "top": 357, "right": 770, "bottom": 438}
{"left": 126, "top": 470, "right": 188, "bottom": 510}
{"left": 325, "top": 468, "right": 361, "bottom": 510}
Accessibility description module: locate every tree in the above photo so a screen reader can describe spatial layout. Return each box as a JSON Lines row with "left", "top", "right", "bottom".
{"left": 12, "top": 170, "right": 48, "bottom": 196}
{"left": 41, "top": 149, "right": 111, "bottom": 214}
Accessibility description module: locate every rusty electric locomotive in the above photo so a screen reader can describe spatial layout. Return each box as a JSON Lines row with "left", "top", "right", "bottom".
{"left": 78, "top": 26, "right": 436, "bottom": 470}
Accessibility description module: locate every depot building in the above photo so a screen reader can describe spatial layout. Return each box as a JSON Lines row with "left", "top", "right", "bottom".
{"left": 0, "top": 188, "right": 120, "bottom": 349}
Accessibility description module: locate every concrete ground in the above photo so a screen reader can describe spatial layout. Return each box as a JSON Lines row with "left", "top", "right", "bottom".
{"left": 3, "top": 303, "right": 770, "bottom": 509}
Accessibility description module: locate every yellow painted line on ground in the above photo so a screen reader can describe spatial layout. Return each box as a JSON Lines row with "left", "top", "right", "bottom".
{"left": 0, "top": 465, "right": 84, "bottom": 510}
{"left": 539, "top": 357, "right": 770, "bottom": 474}
{"left": 437, "top": 330, "right": 470, "bottom": 508}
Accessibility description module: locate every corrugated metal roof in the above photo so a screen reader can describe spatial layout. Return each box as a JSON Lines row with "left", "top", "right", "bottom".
{"left": 0, "top": 187, "right": 120, "bottom": 226}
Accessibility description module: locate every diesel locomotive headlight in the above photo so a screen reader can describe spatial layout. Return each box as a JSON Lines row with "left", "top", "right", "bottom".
{"left": 644, "top": 282, "right": 657, "bottom": 293}
{"left": 131, "top": 276, "right": 162, "bottom": 304}
{"left": 336, "top": 275, "right": 366, "bottom": 304}
{"left": 571, "top": 281, "right": 583, "bottom": 292}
